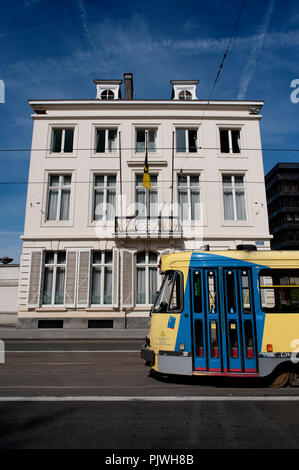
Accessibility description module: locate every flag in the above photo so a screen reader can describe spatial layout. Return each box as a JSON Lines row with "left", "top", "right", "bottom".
{"left": 142, "top": 132, "right": 151, "bottom": 190}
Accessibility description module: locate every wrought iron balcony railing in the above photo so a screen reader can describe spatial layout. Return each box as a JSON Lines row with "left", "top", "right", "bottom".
{"left": 115, "top": 216, "right": 181, "bottom": 238}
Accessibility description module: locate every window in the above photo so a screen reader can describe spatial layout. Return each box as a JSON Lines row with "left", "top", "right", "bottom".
{"left": 178, "top": 174, "right": 200, "bottom": 220}
{"left": 95, "top": 129, "right": 118, "bottom": 153}
{"left": 135, "top": 174, "right": 158, "bottom": 217}
{"left": 51, "top": 128, "right": 74, "bottom": 153}
{"left": 136, "top": 129, "right": 157, "bottom": 153}
{"left": 222, "top": 174, "right": 247, "bottom": 221}
{"left": 178, "top": 90, "right": 192, "bottom": 101}
{"left": 176, "top": 129, "right": 198, "bottom": 153}
{"left": 220, "top": 129, "right": 241, "bottom": 154}
{"left": 101, "top": 89, "right": 114, "bottom": 100}
{"left": 42, "top": 251, "right": 66, "bottom": 305}
{"left": 91, "top": 251, "right": 113, "bottom": 305}
{"left": 259, "top": 269, "right": 299, "bottom": 313}
{"left": 93, "top": 174, "right": 116, "bottom": 221}
{"left": 152, "top": 270, "right": 183, "bottom": 313}
{"left": 46, "top": 174, "right": 71, "bottom": 221}
{"left": 136, "top": 251, "right": 158, "bottom": 305}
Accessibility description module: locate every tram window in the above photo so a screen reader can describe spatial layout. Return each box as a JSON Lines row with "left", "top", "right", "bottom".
{"left": 244, "top": 320, "right": 254, "bottom": 359}
{"left": 169, "top": 272, "right": 182, "bottom": 311}
{"left": 226, "top": 270, "right": 236, "bottom": 313}
{"left": 241, "top": 270, "right": 251, "bottom": 313}
{"left": 229, "top": 320, "right": 239, "bottom": 358}
{"left": 152, "top": 270, "right": 183, "bottom": 313}
{"left": 208, "top": 272, "right": 217, "bottom": 313}
{"left": 193, "top": 271, "right": 202, "bottom": 313}
{"left": 195, "top": 320, "right": 204, "bottom": 357}
{"left": 210, "top": 320, "right": 219, "bottom": 359}
{"left": 259, "top": 269, "right": 299, "bottom": 313}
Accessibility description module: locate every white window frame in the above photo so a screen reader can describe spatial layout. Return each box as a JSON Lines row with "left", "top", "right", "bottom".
{"left": 177, "top": 173, "right": 201, "bottom": 221}
{"left": 95, "top": 128, "right": 118, "bottom": 154}
{"left": 136, "top": 251, "right": 159, "bottom": 306}
{"left": 51, "top": 127, "right": 74, "bottom": 154}
{"left": 135, "top": 128, "right": 157, "bottom": 153}
{"left": 42, "top": 251, "right": 66, "bottom": 306}
{"left": 90, "top": 251, "right": 114, "bottom": 306}
{"left": 176, "top": 128, "right": 198, "bottom": 153}
{"left": 135, "top": 173, "right": 158, "bottom": 218}
{"left": 222, "top": 174, "right": 247, "bottom": 222}
{"left": 93, "top": 174, "right": 117, "bottom": 221}
{"left": 219, "top": 128, "right": 242, "bottom": 154}
{"left": 46, "top": 174, "right": 71, "bottom": 222}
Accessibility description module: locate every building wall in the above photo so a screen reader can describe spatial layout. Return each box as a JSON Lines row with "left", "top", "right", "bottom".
{"left": 17, "top": 96, "right": 271, "bottom": 328}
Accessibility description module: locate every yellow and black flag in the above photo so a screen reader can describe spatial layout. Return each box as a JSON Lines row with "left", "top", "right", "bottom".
{"left": 142, "top": 131, "right": 151, "bottom": 190}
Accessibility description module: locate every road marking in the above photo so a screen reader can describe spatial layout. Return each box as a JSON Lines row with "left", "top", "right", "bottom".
{"left": 5, "top": 350, "right": 140, "bottom": 353}
{"left": 0, "top": 396, "right": 299, "bottom": 402}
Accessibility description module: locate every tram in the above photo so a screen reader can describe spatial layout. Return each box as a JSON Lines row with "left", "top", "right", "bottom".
{"left": 141, "top": 249, "right": 299, "bottom": 387}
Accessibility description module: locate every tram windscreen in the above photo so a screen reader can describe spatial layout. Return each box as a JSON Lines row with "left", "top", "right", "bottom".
{"left": 152, "top": 271, "right": 182, "bottom": 313}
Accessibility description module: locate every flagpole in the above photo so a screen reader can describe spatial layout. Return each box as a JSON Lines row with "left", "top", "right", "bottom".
{"left": 145, "top": 130, "right": 149, "bottom": 235}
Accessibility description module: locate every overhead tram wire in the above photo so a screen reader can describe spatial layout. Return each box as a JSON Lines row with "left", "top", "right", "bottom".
{"left": 0, "top": 146, "right": 298, "bottom": 152}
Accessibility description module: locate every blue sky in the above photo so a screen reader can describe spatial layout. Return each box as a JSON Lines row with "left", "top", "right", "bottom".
{"left": 0, "top": 0, "right": 298, "bottom": 262}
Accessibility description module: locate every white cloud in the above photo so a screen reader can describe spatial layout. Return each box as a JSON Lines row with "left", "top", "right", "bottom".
{"left": 238, "top": 0, "right": 276, "bottom": 99}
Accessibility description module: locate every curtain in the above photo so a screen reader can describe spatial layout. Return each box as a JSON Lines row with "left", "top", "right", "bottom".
{"left": 42, "top": 267, "right": 53, "bottom": 304}
{"left": 191, "top": 190, "right": 200, "bottom": 220}
{"left": 149, "top": 268, "right": 157, "bottom": 304}
{"left": 136, "top": 189, "right": 146, "bottom": 216}
{"left": 236, "top": 189, "right": 247, "bottom": 220}
{"left": 149, "top": 190, "right": 158, "bottom": 217}
{"left": 107, "top": 189, "right": 116, "bottom": 220}
{"left": 55, "top": 267, "right": 65, "bottom": 304}
{"left": 47, "top": 190, "right": 58, "bottom": 220}
{"left": 104, "top": 267, "right": 112, "bottom": 304}
{"left": 91, "top": 267, "right": 101, "bottom": 304}
{"left": 178, "top": 189, "right": 188, "bottom": 220}
{"left": 136, "top": 267, "right": 146, "bottom": 304}
{"left": 94, "top": 189, "right": 104, "bottom": 220}
{"left": 223, "top": 189, "right": 234, "bottom": 220}
{"left": 60, "top": 189, "right": 70, "bottom": 220}
{"left": 108, "top": 130, "right": 117, "bottom": 153}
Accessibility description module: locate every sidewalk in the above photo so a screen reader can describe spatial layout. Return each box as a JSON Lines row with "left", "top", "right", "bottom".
{"left": 0, "top": 327, "right": 147, "bottom": 340}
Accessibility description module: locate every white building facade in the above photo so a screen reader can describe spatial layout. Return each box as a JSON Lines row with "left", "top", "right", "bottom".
{"left": 17, "top": 75, "right": 271, "bottom": 328}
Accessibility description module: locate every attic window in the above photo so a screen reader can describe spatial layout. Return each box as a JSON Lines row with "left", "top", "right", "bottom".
{"left": 101, "top": 89, "right": 115, "bottom": 100}
{"left": 179, "top": 90, "right": 192, "bottom": 101}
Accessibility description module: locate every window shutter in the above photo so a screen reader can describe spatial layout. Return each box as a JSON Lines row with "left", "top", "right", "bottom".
{"left": 65, "top": 250, "right": 77, "bottom": 308}
{"left": 121, "top": 249, "right": 134, "bottom": 309}
{"left": 27, "top": 250, "right": 44, "bottom": 308}
{"left": 112, "top": 248, "right": 119, "bottom": 308}
{"left": 77, "top": 250, "right": 91, "bottom": 308}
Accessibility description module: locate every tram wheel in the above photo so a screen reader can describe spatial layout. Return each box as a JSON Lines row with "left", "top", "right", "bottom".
{"left": 269, "top": 371, "right": 290, "bottom": 388}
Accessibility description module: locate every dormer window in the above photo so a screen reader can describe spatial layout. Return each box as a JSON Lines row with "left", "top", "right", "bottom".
{"left": 179, "top": 90, "right": 192, "bottom": 101}
{"left": 94, "top": 79, "right": 122, "bottom": 100}
{"left": 170, "top": 80, "right": 199, "bottom": 100}
{"left": 101, "top": 89, "right": 115, "bottom": 100}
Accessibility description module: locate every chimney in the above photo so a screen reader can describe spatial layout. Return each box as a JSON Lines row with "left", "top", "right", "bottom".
{"left": 124, "top": 73, "right": 134, "bottom": 100}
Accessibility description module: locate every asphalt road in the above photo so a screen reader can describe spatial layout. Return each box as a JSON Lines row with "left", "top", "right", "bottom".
{"left": 1, "top": 339, "right": 299, "bottom": 451}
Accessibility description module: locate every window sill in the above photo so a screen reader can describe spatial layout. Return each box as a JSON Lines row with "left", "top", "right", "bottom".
{"left": 36, "top": 307, "right": 67, "bottom": 312}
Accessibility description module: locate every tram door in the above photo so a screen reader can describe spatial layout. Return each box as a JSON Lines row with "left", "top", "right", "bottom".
{"left": 191, "top": 268, "right": 258, "bottom": 374}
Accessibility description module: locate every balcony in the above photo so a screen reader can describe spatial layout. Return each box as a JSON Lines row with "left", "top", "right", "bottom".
{"left": 115, "top": 216, "right": 182, "bottom": 238}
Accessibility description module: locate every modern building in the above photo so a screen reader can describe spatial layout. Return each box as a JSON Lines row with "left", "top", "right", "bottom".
{"left": 265, "top": 162, "right": 299, "bottom": 249}
{"left": 17, "top": 74, "right": 271, "bottom": 329}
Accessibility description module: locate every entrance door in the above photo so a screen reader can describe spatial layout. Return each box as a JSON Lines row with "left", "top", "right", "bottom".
{"left": 191, "top": 268, "right": 257, "bottom": 374}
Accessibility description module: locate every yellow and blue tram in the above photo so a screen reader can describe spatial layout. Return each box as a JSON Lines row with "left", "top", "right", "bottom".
{"left": 141, "top": 249, "right": 299, "bottom": 387}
